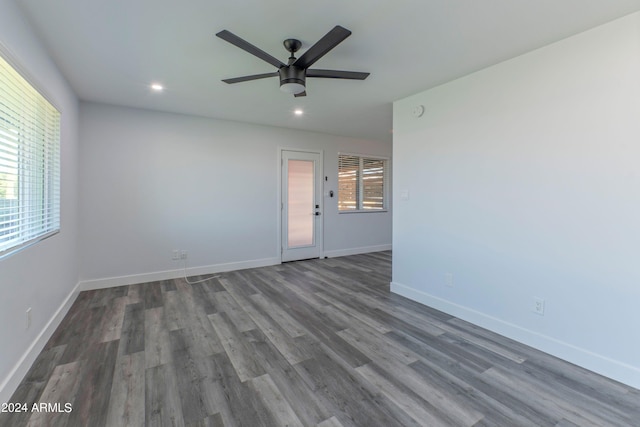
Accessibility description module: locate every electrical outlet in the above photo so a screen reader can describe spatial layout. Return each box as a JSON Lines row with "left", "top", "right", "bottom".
{"left": 533, "top": 297, "right": 545, "bottom": 315}
{"left": 26, "top": 307, "right": 32, "bottom": 330}
{"left": 180, "top": 250, "right": 188, "bottom": 260}
{"left": 445, "top": 273, "right": 454, "bottom": 287}
{"left": 172, "top": 250, "right": 180, "bottom": 260}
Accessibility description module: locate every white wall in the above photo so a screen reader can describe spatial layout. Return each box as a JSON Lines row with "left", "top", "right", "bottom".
{"left": 79, "top": 102, "right": 391, "bottom": 287}
{"left": 392, "top": 12, "right": 640, "bottom": 388}
{"left": 0, "top": 0, "right": 80, "bottom": 403}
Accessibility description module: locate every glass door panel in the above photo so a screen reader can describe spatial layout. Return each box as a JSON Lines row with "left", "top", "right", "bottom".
{"left": 287, "top": 159, "right": 314, "bottom": 247}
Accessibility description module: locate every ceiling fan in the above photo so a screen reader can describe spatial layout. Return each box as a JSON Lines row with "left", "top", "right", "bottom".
{"left": 216, "top": 26, "right": 369, "bottom": 97}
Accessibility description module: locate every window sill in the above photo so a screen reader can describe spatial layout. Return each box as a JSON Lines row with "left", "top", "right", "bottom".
{"left": 0, "top": 230, "right": 60, "bottom": 260}
{"left": 338, "top": 210, "right": 388, "bottom": 214}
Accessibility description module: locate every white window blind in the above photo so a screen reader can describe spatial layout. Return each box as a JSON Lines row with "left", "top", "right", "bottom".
{"left": 338, "top": 154, "right": 387, "bottom": 212}
{"left": 362, "top": 158, "right": 385, "bottom": 210}
{"left": 338, "top": 155, "right": 359, "bottom": 211}
{"left": 0, "top": 53, "right": 60, "bottom": 257}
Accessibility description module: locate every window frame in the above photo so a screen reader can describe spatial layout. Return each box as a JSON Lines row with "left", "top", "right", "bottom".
{"left": 337, "top": 152, "right": 389, "bottom": 213}
{"left": 0, "top": 46, "right": 61, "bottom": 259}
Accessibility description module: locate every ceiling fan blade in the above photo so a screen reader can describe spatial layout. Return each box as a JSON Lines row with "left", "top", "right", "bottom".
{"left": 307, "top": 69, "right": 369, "bottom": 80}
{"left": 222, "top": 72, "right": 279, "bottom": 84}
{"left": 294, "top": 91, "right": 307, "bottom": 97}
{"left": 293, "top": 26, "right": 351, "bottom": 69}
{"left": 216, "top": 30, "right": 285, "bottom": 69}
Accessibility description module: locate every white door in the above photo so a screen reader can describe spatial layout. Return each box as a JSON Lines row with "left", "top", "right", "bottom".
{"left": 281, "top": 150, "right": 322, "bottom": 262}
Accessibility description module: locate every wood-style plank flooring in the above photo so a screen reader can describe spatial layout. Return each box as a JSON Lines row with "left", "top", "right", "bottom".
{"left": 2, "top": 252, "right": 639, "bottom": 426}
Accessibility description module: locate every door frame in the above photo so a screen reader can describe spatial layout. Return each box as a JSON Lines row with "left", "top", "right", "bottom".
{"left": 278, "top": 147, "right": 324, "bottom": 262}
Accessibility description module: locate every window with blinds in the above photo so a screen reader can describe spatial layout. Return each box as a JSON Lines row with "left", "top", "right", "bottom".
{"left": 338, "top": 154, "right": 388, "bottom": 212}
{"left": 0, "top": 53, "right": 60, "bottom": 257}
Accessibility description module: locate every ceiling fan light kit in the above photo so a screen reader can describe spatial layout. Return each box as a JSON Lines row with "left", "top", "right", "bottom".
{"left": 216, "top": 26, "right": 369, "bottom": 97}
{"left": 278, "top": 66, "right": 306, "bottom": 94}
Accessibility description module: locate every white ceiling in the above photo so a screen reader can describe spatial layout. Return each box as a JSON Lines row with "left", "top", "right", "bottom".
{"left": 17, "top": 0, "right": 640, "bottom": 143}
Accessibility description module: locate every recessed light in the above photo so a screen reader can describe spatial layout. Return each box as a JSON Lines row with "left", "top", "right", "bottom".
{"left": 150, "top": 83, "right": 164, "bottom": 92}
{"left": 294, "top": 109, "right": 303, "bottom": 116}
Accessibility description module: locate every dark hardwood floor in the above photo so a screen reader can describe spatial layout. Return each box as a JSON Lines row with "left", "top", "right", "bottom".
{"left": 2, "top": 251, "right": 639, "bottom": 426}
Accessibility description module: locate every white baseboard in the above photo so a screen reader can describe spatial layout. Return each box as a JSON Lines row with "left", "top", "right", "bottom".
{"left": 80, "top": 248, "right": 394, "bottom": 290}
{"left": 0, "top": 281, "right": 81, "bottom": 404}
{"left": 391, "top": 281, "right": 640, "bottom": 390}
{"left": 324, "top": 244, "right": 392, "bottom": 259}
{"left": 80, "top": 257, "right": 281, "bottom": 291}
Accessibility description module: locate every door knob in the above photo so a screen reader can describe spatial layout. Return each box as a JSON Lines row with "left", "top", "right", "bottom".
{"left": 315, "top": 212, "right": 321, "bottom": 216}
